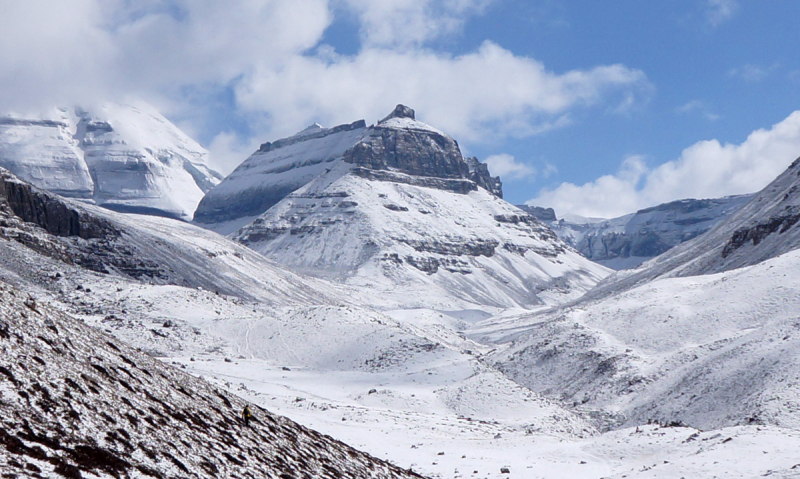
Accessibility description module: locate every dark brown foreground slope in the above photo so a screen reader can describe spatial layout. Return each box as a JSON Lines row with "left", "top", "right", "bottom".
{"left": 0, "top": 282, "right": 424, "bottom": 479}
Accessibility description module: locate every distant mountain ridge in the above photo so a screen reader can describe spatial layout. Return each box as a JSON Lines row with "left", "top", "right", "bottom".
{"left": 519, "top": 194, "right": 752, "bottom": 270}
{"left": 0, "top": 103, "right": 222, "bottom": 221}
{"left": 586, "top": 155, "right": 800, "bottom": 297}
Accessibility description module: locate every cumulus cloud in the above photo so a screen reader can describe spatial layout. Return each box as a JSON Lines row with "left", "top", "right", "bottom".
{"left": 729, "top": 64, "right": 777, "bottom": 83}
{"left": 676, "top": 100, "right": 720, "bottom": 121}
{"left": 206, "top": 131, "right": 263, "bottom": 176}
{"left": 0, "top": 0, "right": 650, "bottom": 167}
{"left": 531, "top": 111, "right": 800, "bottom": 218}
{"left": 235, "top": 41, "right": 649, "bottom": 141}
{"left": 484, "top": 154, "right": 536, "bottom": 180}
{"left": 0, "top": 0, "right": 332, "bottom": 111}
{"left": 341, "top": 0, "right": 495, "bottom": 49}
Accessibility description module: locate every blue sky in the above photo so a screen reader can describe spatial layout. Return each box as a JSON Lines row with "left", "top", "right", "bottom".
{"left": 2, "top": 0, "right": 800, "bottom": 218}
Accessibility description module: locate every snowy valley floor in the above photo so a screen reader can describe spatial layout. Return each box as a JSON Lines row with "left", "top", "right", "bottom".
{"left": 61, "top": 271, "right": 800, "bottom": 479}
{"left": 177, "top": 357, "right": 800, "bottom": 479}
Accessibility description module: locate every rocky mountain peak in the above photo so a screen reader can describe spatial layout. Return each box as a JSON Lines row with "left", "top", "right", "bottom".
{"left": 195, "top": 106, "right": 504, "bottom": 231}
{"left": 380, "top": 104, "right": 416, "bottom": 122}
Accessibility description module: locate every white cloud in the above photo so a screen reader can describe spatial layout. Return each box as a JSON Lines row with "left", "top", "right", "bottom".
{"left": 484, "top": 154, "right": 536, "bottom": 180}
{"left": 0, "top": 0, "right": 332, "bottom": 111}
{"left": 707, "top": 0, "right": 738, "bottom": 26}
{"left": 0, "top": 0, "right": 649, "bottom": 163}
{"left": 207, "top": 131, "right": 262, "bottom": 176}
{"left": 542, "top": 163, "right": 558, "bottom": 179}
{"left": 531, "top": 111, "right": 800, "bottom": 218}
{"left": 235, "top": 41, "right": 649, "bottom": 142}
{"left": 340, "top": 0, "right": 495, "bottom": 49}
{"left": 531, "top": 156, "right": 647, "bottom": 218}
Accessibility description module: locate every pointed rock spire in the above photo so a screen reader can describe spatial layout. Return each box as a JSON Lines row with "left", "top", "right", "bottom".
{"left": 380, "top": 104, "right": 415, "bottom": 123}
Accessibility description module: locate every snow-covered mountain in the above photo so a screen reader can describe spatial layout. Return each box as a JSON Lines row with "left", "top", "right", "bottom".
{"left": 481, "top": 156, "right": 800, "bottom": 433}
{"left": 0, "top": 164, "right": 600, "bottom": 477}
{"left": 199, "top": 105, "right": 608, "bottom": 309}
{"left": 3, "top": 153, "right": 800, "bottom": 477}
{"left": 519, "top": 194, "right": 751, "bottom": 270}
{"left": 587, "top": 156, "right": 800, "bottom": 298}
{"left": 0, "top": 102, "right": 222, "bottom": 221}
{"left": 194, "top": 119, "right": 369, "bottom": 233}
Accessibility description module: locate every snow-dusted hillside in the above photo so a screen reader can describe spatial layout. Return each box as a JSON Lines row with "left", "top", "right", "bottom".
{"left": 0, "top": 279, "right": 424, "bottom": 478}
{"left": 0, "top": 102, "right": 222, "bottom": 220}
{"left": 484, "top": 248, "right": 800, "bottom": 432}
{"left": 521, "top": 195, "right": 751, "bottom": 270}
{"left": 0, "top": 167, "right": 332, "bottom": 305}
{"left": 587, "top": 156, "right": 800, "bottom": 298}
{"left": 481, "top": 158, "right": 800, "bottom": 433}
{"left": 221, "top": 105, "right": 608, "bottom": 309}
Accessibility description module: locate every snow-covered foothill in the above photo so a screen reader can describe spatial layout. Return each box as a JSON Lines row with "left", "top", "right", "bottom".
{"left": 487, "top": 247, "right": 800, "bottom": 431}
{"left": 0, "top": 279, "right": 424, "bottom": 478}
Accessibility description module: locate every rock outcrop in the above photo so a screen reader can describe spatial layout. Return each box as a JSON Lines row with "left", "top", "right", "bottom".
{"left": 516, "top": 205, "right": 556, "bottom": 222}
{"left": 466, "top": 157, "right": 502, "bottom": 198}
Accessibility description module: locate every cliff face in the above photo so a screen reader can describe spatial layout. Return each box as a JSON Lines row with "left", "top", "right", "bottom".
{"left": 344, "top": 106, "right": 468, "bottom": 180}
{"left": 194, "top": 105, "right": 501, "bottom": 233}
{"left": 0, "top": 168, "right": 116, "bottom": 240}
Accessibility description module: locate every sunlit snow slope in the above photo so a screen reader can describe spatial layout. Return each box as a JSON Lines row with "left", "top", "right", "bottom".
{"left": 0, "top": 102, "right": 222, "bottom": 220}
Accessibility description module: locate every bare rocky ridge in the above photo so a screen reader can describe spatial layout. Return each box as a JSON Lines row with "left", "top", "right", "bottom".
{"left": 0, "top": 281, "right": 424, "bottom": 478}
